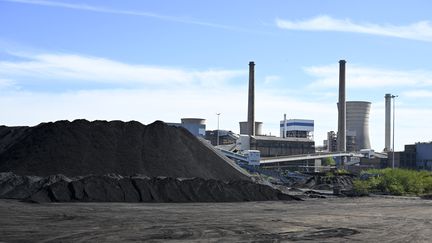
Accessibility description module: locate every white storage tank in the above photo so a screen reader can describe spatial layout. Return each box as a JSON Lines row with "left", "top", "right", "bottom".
{"left": 181, "top": 118, "right": 206, "bottom": 137}
{"left": 239, "top": 121, "right": 262, "bottom": 135}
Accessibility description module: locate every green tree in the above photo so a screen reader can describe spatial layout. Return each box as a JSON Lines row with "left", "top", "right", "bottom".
{"left": 322, "top": 157, "right": 336, "bottom": 166}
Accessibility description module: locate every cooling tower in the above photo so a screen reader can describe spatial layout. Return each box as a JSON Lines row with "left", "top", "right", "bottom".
{"left": 346, "top": 101, "right": 371, "bottom": 150}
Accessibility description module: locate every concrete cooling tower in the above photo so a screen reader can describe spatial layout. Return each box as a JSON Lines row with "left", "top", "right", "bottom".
{"left": 346, "top": 101, "right": 371, "bottom": 150}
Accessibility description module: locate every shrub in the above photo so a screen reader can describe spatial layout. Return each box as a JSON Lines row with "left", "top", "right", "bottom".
{"left": 354, "top": 168, "right": 432, "bottom": 196}
{"left": 322, "top": 157, "right": 336, "bottom": 166}
{"left": 353, "top": 179, "right": 370, "bottom": 196}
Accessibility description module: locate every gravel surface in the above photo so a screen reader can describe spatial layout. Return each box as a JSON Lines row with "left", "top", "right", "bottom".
{"left": 1, "top": 197, "right": 431, "bottom": 242}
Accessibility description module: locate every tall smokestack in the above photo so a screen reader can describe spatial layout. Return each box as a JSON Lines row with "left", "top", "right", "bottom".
{"left": 384, "top": 93, "right": 392, "bottom": 151}
{"left": 337, "top": 60, "right": 346, "bottom": 152}
{"left": 247, "top": 61, "right": 255, "bottom": 136}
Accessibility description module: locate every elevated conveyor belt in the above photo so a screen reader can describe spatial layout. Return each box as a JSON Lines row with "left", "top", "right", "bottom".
{"left": 260, "top": 152, "right": 364, "bottom": 164}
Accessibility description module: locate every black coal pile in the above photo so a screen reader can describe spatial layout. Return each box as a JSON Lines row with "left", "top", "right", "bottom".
{"left": 0, "top": 120, "right": 305, "bottom": 202}
{"left": 0, "top": 120, "right": 248, "bottom": 181}
{"left": 0, "top": 172, "right": 300, "bottom": 203}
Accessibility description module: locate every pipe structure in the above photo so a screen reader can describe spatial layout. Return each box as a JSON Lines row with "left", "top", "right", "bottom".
{"left": 392, "top": 95, "right": 398, "bottom": 168}
{"left": 384, "top": 94, "right": 392, "bottom": 151}
{"left": 216, "top": 113, "right": 221, "bottom": 146}
{"left": 247, "top": 61, "right": 255, "bottom": 136}
{"left": 337, "top": 60, "right": 346, "bottom": 152}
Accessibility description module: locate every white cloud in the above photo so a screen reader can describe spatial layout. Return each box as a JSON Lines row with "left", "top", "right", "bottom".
{"left": 2, "top": 0, "right": 265, "bottom": 34}
{"left": 0, "top": 53, "right": 246, "bottom": 87}
{"left": 2, "top": 86, "right": 429, "bottom": 151}
{"left": 304, "top": 63, "right": 432, "bottom": 89}
{"left": 403, "top": 90, "right": 432, "bottom": 98}
{"left": 0, "top": 78, "right": 17, "bottom": 89}
{"left": 0, "top": 87, "right": 338, "bottom": 146}
{"left": 276, "top": 15, "right": 432, "bottom": 42}
{"left": 1, "top": 52, "right": 431, "bottom": 151}
{"left": 263, "top": 75, "right": 280, "bottom": 84}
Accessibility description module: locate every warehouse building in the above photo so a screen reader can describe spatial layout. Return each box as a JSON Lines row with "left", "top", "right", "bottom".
{"left": 246, "top": 135, "right": 315, "bottom": 158}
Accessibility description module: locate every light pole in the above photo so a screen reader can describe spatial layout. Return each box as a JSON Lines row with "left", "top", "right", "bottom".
{"left": 216, "top": 113, "right": 221, "bottom": 146}
{"left": 392, "top": 95, "right": 398, "bottom": 169}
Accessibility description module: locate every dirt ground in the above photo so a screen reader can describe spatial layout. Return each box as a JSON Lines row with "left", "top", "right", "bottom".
{"left": 1, "top": 197, "right": 431, "bottom": 242}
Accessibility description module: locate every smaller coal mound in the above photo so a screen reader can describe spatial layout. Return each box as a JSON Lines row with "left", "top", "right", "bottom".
{"left": 299, "top": 174, "right": 354, "bottom": 191}
{"left": 0, "top": 172, "right": 300, "bottom": 203}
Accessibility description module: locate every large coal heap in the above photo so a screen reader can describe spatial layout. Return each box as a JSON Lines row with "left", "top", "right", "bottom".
{"left": 0, "top": 120, "right": 249, "bottom": 181}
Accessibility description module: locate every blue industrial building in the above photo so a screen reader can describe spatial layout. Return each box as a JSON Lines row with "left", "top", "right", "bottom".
{"left": 398, "top": 142, "right": 432, "bottom": 170}
{"left": 416, "top": 143, "right": 432, "bottom": 170}
{"left": 280, "top": 119, "right": 314, "bottom": 139}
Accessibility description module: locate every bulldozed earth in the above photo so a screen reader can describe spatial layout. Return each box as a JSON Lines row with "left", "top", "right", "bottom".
{"left": 1, "top": 197, "right": 432, "bottom": 242}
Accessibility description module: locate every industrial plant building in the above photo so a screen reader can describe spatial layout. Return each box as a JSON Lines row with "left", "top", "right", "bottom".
{"left": 238, "top": 124, "right": 315, "bottom": 157}
{"left": 280, "top": 118, "right": 314, "bottom": 139}
{"left": 324, "top": 131, "right": 337, "bottom": 152}
{"left": 249, "top": 136, "right": 314, "bottom": 157}
{"left": 395, "top": 142, "right": 432, "bottom": 170}
{"left": 205, "top": 130, "right": 238, "bottom": 146}
{"left": 236, "top": 61, "right": 316, "bottom": 157}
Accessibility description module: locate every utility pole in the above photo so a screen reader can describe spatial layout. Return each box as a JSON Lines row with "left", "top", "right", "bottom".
{"left": 392, "top": 95, "right": 398, "bottom": 169}
{"left": 216, "top": 113, "right": 221, "bottom": 146}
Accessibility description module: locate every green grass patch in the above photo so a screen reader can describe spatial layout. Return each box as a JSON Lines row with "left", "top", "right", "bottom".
{"left": 353, "top": 168, "right": 432, "bottom": 196}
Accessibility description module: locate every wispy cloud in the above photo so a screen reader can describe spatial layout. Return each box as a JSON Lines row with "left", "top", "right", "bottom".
{"left": 3, "top": 0, "right": 265, "bottom": 34}
{"left": 0, "top": 52, "right": 246, "bottom": 88}
{"left": 276, "top": 15, "right": 432, "bottom": 42}
{"left": 0, "top": 87, "right": 338, "bottom": 145}
{"left": 263, "top": 75, "right": 280, "bottom": 84}
{"left": 403, "top": 90, "right": 432, "bottom": 98}
{"left": 1, "top": 85, "right": 428, "bottom": 150}
{"left": 0, "top": 78, "right": 16, "bottom": 89}
{"left": 304, "top": 63, "right": 432, "bottom": 89}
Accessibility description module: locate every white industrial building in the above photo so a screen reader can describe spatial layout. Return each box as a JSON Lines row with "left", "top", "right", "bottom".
{"left": 280, "top": 117, "right": 314, "bottom": 140}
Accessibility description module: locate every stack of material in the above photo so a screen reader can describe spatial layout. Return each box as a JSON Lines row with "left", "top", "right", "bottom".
{"left": 0, "top": 120, "right": 299, "bottom": 202}
{"left": 0, "top": 172, "right": 300, "bottom": 203}
{"left": 0, "top": 120, "right": 248, "bottom": 181}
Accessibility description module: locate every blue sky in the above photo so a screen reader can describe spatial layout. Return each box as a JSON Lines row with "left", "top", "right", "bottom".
{"left": 1, "top": 0, "right": 432, "bottom": 151}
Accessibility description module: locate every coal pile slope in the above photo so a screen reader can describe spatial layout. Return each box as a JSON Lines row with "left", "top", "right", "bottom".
{"left": 0, "top": 120, "right": 249, "bottom": 181}
{"left": 0, "top": 172, "right": 299, "bottom": 203}
{"left": 0, "top": 126, "right": 30, "bottom": 154}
